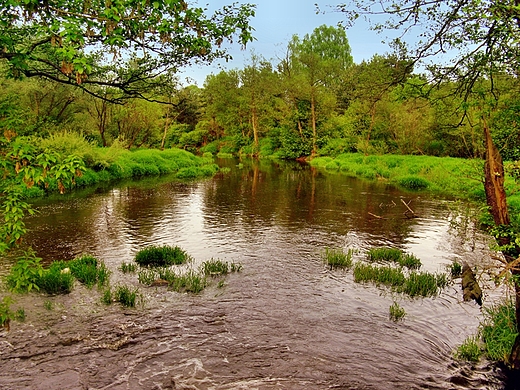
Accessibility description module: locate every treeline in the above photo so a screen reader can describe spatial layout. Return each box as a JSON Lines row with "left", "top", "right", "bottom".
{"left": 1, "top": 24, "right": 519, "bottom": 162}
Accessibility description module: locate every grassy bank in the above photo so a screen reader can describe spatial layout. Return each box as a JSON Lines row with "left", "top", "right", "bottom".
{"left": 23, "top": 138, "right": 219, "bottom": 198}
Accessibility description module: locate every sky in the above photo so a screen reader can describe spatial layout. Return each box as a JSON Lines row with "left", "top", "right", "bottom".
{"left": 179, "top": 0, "right": 393, "bottom": 86}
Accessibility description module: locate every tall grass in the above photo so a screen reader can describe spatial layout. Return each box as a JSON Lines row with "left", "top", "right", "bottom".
{"left": 480, "top": 301, "right": 518, "bottom": 362}
{"left": 322, "top": 248, "right": 354, "bottom": 269}
{"left": 367, "top": 247, "right": 422, "bottom": 270}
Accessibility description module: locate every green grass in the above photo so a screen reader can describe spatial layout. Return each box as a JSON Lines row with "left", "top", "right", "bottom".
{"left": 450, "top": 261, "right": 463, "bottom": 278}
{"left": 323, "top": 248, "right": 354, "bottom": 269}
{"left": 367, "top": 247, "right": 422, "bottom": 270}
{"left": 389, "top": 301, "right": 406, "bottom": 321}
{"left": 455, "top": 336, "right": 482, "bottom": 362}
{"left": 200, "top": 259, "right": 243, "bottom": 276}
{"left": 135, "top": 245, "right": 191, "bottom": 267}
{"left": 114, "top": 285, "right": 140, "bottom": 308}
{"left": 119, "top": 262, "right": 137, "bottom": 273}
{"left": 353, "top": 262, "right": 448, "bottom": 297}
{"left": 310, "top": 153, "right": 487, "bottom": 200}
{"left": 37, "top": 261, "right": 75, "bottom": 295}
{"left": 68, "top": 255, "right": 110, "bottom": 288}
{"left": 480, "top": 301, "right": 518, "bottom": 362}
{"left": 170, "top": 271, "right": 206, "bottom": 294}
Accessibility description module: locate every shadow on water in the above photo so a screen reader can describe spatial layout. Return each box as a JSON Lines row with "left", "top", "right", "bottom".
{"left": 0, "top": 158, "right": 517, "bottom": 389}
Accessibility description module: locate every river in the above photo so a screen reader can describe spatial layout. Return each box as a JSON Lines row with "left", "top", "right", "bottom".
{"left": 0, "top": 158, "right": 516, "bottom": 389}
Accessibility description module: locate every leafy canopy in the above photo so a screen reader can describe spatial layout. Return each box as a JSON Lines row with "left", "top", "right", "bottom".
{"left": 0, "top": 0, "right": 256, "bottom": 101}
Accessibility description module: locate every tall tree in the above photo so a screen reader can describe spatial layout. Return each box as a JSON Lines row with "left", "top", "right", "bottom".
{"left": 0, "top": 0, "right": 256, "bottom": 102}
{"left": 336, "top": 0, "right": 520, "bottom": 366}
{"left": 287, "top": 25, "right": 354, "bottom": 156}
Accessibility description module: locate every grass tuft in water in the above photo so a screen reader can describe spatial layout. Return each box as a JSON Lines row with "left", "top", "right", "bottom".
{"left": 114, "top": 285, "right": 140, "bottom": 308}
{"left": 119, "top": 262, "right": 137, "bottom": 273}
{"left": 37, "top": 261, "right": 75, "bottom": 295}
{"left": 69, "top": 255, "right": 102, "bottom": 288}
{"left": 135, "top": 245, "right": 191, "bottom": 267}
{"left": 101, "top": 288, "right": 113, "bottom": 305}
{"left": 353, "top": 263, "right": 406, "bottom": 287}
{"left": 323, "top": 248, "right": 354, "bottom": 269}
{"left": 367, "top": 247, "right": 421, "bottom": 270}
{"left": 397, "top": 271, "right": 447, "bottom": 297}
{"left": 449, "top": 261, "right": 463, "bottom": 278}
{"left": 138, "top": 269, "right": 158, "bottom": 286}
{"left": 171, "top": 271, "right": 206, "bottom": 294}
{"left": 455, "top": 336, "right": 482, "bottom": 362}
{"left": 389, "top": 301, "right": 406, "bottom": 321}
{"left": 201, "top": 259, "right": 230, "bottom": 276}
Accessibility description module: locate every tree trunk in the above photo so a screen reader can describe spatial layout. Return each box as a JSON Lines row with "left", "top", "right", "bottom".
{"left": 310, "top": 91, "right": 317, "bottom": 157}
{"left": 483, "top": 119, "right": 520, "bottom": 368}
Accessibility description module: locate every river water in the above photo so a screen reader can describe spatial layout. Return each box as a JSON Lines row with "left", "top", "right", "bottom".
{"left": 0, "top": 158, "right": 516, "bottom": 389}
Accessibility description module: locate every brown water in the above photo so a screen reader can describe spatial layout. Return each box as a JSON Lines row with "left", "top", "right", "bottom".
{"left": 0, "top": 158, "right": 515, "bottom": 389}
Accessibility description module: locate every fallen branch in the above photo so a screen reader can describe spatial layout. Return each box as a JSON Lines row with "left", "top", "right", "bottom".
{"left": 401, "top": 198, "right": 417, "bottom": 218}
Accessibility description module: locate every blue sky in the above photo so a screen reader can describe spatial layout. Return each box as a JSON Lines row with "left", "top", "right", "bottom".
{"left": 180, "top": 1, "right": 392, "bottom": 85}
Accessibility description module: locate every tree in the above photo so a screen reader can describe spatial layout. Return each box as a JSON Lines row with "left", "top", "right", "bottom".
{"left": 286, "top": 25, "right": 354, "bottom": 156}
{"left": 336, "top": 0, "right": 520, "bottom": 367}
{"left": 0, "top": 0, "right": 256, "bottom": 102}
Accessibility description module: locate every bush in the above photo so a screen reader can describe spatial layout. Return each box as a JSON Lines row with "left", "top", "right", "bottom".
{"left": 6, "top": 250, "right": 44, "bottom": 293}
{"left": 135, "top": 245, "right": 191, "bottom": 267}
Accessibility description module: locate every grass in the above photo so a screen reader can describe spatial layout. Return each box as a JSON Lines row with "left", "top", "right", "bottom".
{"left": 367, "top": 247, "right": 422, "bottom": 270}
{"left": 0, "top": 296, "right": 14, "bottom": 330}
{"left": 200, "top": 259, "right": 243, "bottom": 276}
{"left": 170, "top": 271, "right": 206, "bottom": 294}
{"left": 480, "top": 301, "right": 518, "bottom": 362}
{"left": 353, "top": 262, "right": 448, "bottom": 297}
{"left": 134, "top": 245, "right": 191, "bottom": 267}
{"left": 455, "top": 336, "right": 482, "bottom": 362}
{"left": 37, "top": 262, "right": 75, "bottom": 295}
{"left": 323, "top": 248, "right": 354, "bottom": 269}
{"left": 119, "top": 262, "right": 137, "bottom": 273}
{"left": 389, "top": 301, "right": 406, "bottom": 321}
{"left": 113, "top": 285, "right": 140, "bottom": 308}
{"left": 310, "top": 153, "right": 487, "bottom": 200}
{"left": 450, "top": 261, "right": 463, "bottom": 278}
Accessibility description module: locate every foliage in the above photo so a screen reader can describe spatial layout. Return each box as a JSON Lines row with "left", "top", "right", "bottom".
{"left": 389, "top": 301, "right": 406, "bottom": 322}
{"left": 134, "top": 245, "right": 191, "bottom": 267}
{"left": 170, "top": 271, "right": 206, "bottom": 294}
{"left": 0, "top": 0, "right": 256, "bottom": 102}
{"left": 119, "top": 262, "right": 137, "bottom": 273}
{"left": 6, "top": 250, "right": 44, "bottom": 293}
{"left": 323, "top": 248, "right": 354, "bottom": 269}
{"left": 0, "top": 296, "right": 14, "bottom": 330}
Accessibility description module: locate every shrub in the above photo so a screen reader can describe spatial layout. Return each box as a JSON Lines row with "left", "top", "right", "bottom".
{"left": 135, "top": 245, "right": 191, "bottom": 267}
{"left": 6, "top": 250, "right": 44, "bottom": 293}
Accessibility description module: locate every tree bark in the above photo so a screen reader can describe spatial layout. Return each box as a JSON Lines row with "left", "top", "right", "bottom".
{"left": 483, "top": 119, "right": 520, "bottom": 368}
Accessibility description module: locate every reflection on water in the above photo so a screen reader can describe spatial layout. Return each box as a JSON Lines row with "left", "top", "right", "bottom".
{"left": 4, "top": 158, "right": 513, "bottom": 389}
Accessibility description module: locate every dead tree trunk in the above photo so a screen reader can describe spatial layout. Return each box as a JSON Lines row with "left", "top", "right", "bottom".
{"left": 483, "top": 120, "right": 520, "bottom": 368}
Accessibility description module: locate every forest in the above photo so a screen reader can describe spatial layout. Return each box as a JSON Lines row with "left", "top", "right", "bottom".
{"left": 1, "top": 0, "right": 520, "bottom": 371}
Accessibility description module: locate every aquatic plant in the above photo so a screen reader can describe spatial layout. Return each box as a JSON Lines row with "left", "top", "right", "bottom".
{"left": 323, "top": 248, "right": 354, "bottom": 269}
{"left": 353, "top": 263, "right": 406, "bottom": 287}
{"left": 134, "top": 245, "right": 191, "bottom": 267}
{"left": 171, "top": 271, "right": 206, "bottom": 294}
{"left": 101, "top": 288, "right": 113, "bottom": 305}
{"left": 114, "top": 285, "right": 140, "bottom": 308}
{"left": 396, "top": 175, "right": 430, "bottom": 190}
{"left": 397, "top": 271, "right": 446, "bottom": 297}
{"left": 69, "top": 255, "right": 98, "bottom": 288}
{"left": 449, "top": 261, "right": 463, "bottom": 278}
{"left": 455, "top": 336, "right": 482, "bottom": 362}
{"left": 367, "top": 247, "right": 422, "bottom": 270}
{"left": 37, "top": 261, "right": 75, "bottom": 295}
{"left": 119, "top": 262, "right": 137, "bottom": 273}
{"left": 389, "top": 301, "right": 406, "bottom": 322}
{"left": 138, "top": 269, "right": 158, "bottom": 285}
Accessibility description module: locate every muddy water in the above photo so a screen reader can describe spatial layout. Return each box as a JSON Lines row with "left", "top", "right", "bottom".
{"left": 0, "top": 159, "right": 514, "bottom": 389}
